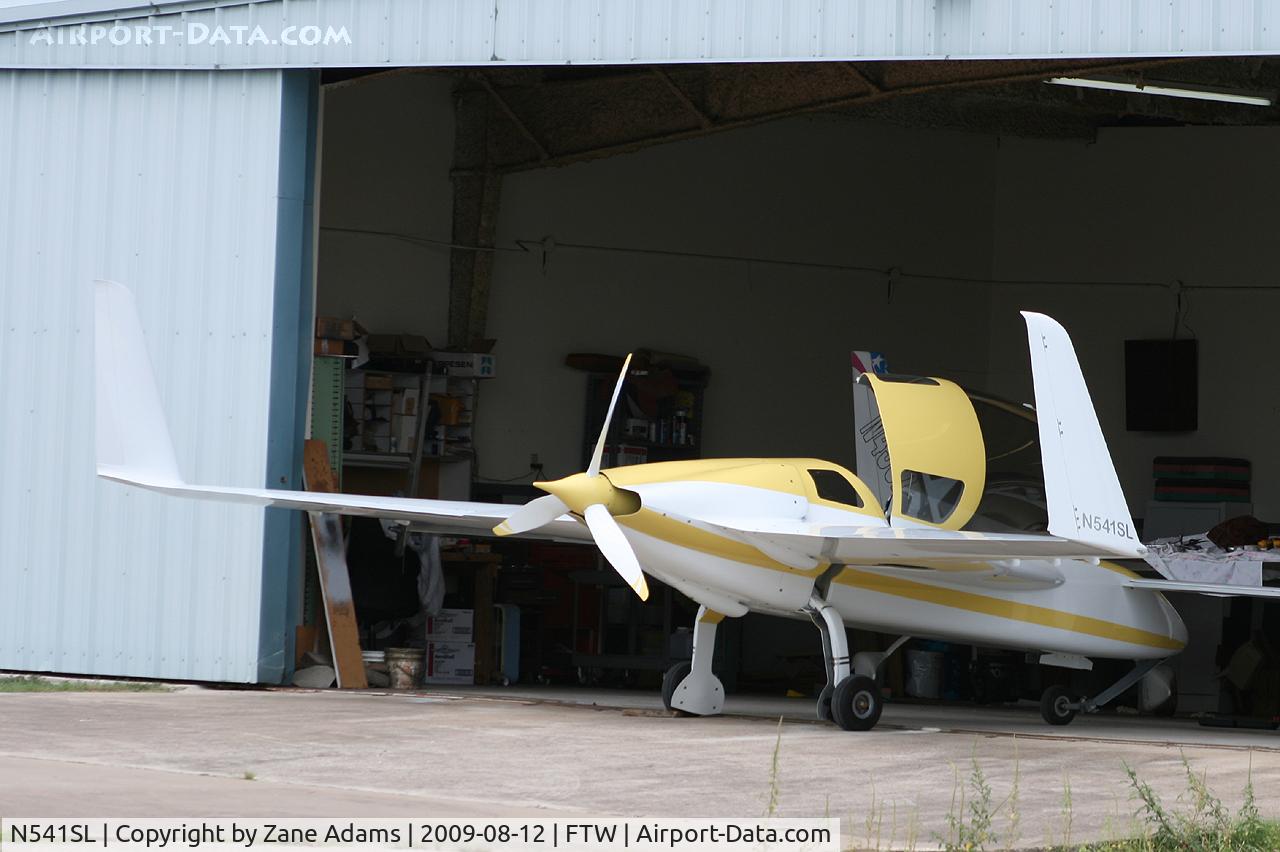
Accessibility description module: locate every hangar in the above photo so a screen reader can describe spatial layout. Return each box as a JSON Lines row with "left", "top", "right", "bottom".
{"left": 2, "top": 0, "right": 1279, "bottom": 722}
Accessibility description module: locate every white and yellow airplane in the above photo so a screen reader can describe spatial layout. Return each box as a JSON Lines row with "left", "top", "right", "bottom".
{"left": 94, "top": 280, "right": 1280, "bottom": 731}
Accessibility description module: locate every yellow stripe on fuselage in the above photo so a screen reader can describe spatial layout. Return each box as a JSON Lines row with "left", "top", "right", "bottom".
{"left": 1099, "top": 560, "right": 1141, "bottom": 579}
{"left": 836, "top": 568, "right": 1183, "bottom": 651}
{"left": 617, "top": 508, "right": 828, "bottom": 577}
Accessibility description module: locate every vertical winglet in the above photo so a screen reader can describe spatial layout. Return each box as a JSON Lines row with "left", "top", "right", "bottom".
{"left": 94, "top": 280, "right": 184, "bottom": 485}
{"left": 1022, "top": 312, "right": 1143, "bottom": 557}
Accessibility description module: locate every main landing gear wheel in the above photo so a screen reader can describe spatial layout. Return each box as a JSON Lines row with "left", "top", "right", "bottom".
{"left": 1040, "top": 685, "right": 1078, "bottom": 726}
{"left": 662, "top": 661, "right": 692, "bottom": 712}
{"left": 831, "top": 675, "right": 883, "bottom": 732}
{"left": 816, "top": 684, "right": 834, "bottom": 722}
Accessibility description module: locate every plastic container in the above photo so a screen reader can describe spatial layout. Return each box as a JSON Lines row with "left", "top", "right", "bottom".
{"left": 385, "top": 647, "right": 426, "bottom": 689}
{"left": 904, "top": 649, "right": 944, "bottom": 699}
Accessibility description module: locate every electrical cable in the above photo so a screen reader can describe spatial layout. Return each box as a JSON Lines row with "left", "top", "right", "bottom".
{"left": 322, "top": 226, "right": 1280, "bottom": 294}
{"left": 510, "top": 238, "right": 1280, "bottom": 294}
{"left": 470, "top": 445, "right": 542, "bottom": 484}
{"left": 321, "top": 225, "right": 521, "bottom": 254}
{"left": 475, "top": 470, "right": 539, "bottom": 483}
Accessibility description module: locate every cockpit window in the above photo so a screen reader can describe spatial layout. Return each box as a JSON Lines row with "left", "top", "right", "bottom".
{"left": 809, "top": 469, "right": 864, "bottom": 508}
{"left": 900, "top": 469, "right": 964, "bottom": 524}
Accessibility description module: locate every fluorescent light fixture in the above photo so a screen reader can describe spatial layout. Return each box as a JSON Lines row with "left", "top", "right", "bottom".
{"left": 1046, "top": 76, "right": 1273, "bottom": 107}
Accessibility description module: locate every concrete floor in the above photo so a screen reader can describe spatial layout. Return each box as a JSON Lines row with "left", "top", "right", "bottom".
{"left": 3, "top": 684, "right": 1279, "bottom": 849}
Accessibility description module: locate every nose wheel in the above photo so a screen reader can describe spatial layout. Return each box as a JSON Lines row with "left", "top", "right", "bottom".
{"left": 661, "top": 661, "right": 692, "bottom": 712}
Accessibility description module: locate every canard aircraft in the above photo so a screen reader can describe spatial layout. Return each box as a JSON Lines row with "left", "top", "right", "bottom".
{"left": 94, "top": 280, "right": 1280, "bottom": 731}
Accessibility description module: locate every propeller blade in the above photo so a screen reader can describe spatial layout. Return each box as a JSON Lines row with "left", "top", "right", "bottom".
{"left": 493, "top": 494, "right": 571, "bottom": 536}
{"left": 584, "top": 503, "right": 649, "bottom": 600}
{"left": 586, "top": 353, "right": 634, "bottom": 478}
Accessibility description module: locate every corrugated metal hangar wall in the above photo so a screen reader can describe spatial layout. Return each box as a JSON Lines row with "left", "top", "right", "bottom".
{"left": 0, "top": 68, "right": 315, "bottom": 683}
{"left": 4, "top": 0, "right": 1280, "bottom": 69}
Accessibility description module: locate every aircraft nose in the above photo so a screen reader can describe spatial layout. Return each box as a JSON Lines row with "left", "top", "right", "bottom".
{"left": 536, "top": 472, "right": 640, "bottom": 517}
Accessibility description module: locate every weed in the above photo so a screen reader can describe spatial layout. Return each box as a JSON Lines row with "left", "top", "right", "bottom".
{"left": 1061, "top": 773, "right": 1074, "bottom": 849}
{"left": 763, "top": 716, "right": 782, "bottom": 818}
{"left": 863, "top": 776, "right": 886, "bottom": 851}
{"left": 939, "top": 747, "right": 999, "bottom": 851}
{"left": 863, "top": 775, "right": 876, "bottom": 850}
{"left": 0, "top": 676, "right": 169, "bottom": 693}
{"left": 1000, "top": 741, "right": 1021, "bottom": 851}
{"left": 903, "top": 806, "right": 920, "bottom": 851}
{"left": 242, "top": 771, "right": 256, "bottom": 782}
{"left": 1113, "top": 754, "right": 1280, "bottom": 851}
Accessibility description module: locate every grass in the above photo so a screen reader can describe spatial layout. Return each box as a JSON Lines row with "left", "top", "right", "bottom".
{"left": 1091, "top": 752, "right": 1280, "bottom": 852}
{"left": 758, "top": 733, "right": 1280, "bottom": 852}
{"left": 934, "top": 750, "right": 1280, "bottom": 851}
{"left": 0, "top": 675, "right": 169, "bottom": 693}
{"left": 939, "top": 750, "right": 1001, "bottom": 851}
{"left": 764, "top": 715, "right": 783, "bottom": 817}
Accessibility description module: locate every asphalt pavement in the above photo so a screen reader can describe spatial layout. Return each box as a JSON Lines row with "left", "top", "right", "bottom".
{"left": 2, "top": 683, "right": 1277, "bottom": 849}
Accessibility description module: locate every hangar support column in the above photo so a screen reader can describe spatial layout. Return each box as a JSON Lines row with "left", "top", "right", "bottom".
{"left": 447, "top": 86, "right": 503, "bottom": 349}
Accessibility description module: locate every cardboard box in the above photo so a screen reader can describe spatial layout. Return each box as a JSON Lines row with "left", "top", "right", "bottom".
{"left": 364, "top": 373, "right": 393, "bottom": 390}
{"left": 364, "top": 333, "right": 433, "bottom": 357}
{"left": 399, "top": 334, "right": 431, "bottom": 356}
{"left": 392, "top": 388, "right": 420, "bottom": 416}
{"left": 393, "top": 416, "right": 418, "bottom": 455}
{"left": 607, "top": 444, "right": 648, "bottom": 467}
{"left": 431, "top": 352, "right": 496, "bottom": 378}
{"left": 366, "top": 333, "right": 399, "bottom": 356}
{"left": 425, "top": 607, "right": 474, "bottom": 640}
{"left": 424, "top": 641, "right": 475, "bottom": 684}
{"left": 314, "top": 338, "right": 357, "bottom": 357}
{"left": 315, "top": 316, "right": 359, "bottom": 341}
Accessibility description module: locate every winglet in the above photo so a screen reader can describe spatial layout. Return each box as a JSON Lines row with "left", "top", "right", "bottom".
{"left": 94, "top": 280, "right": 184, "bottom": 486}
{"left": 1022, "top": 312, "right": 1144, "bottom": 557}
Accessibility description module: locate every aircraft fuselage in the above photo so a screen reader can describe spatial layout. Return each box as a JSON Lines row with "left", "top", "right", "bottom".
{"left": 601, "top": 459, "right": 1187, "bottom": 661}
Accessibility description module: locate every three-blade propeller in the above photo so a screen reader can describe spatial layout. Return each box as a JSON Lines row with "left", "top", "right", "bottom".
{"left": 494, "top": 354, "right": 650, "bottom": 600}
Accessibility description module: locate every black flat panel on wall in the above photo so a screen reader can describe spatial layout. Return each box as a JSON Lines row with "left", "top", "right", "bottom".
{"left": 1124, "top": 339, "right": 1198, "bottom": 432}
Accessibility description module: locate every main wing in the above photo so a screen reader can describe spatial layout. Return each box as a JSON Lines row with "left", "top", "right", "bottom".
{"left": 1122, "top": 578, "right": 1280, "bottom": 599}
{"left": 97, "top": 467, "right": 591, "bottom": 542}
{"left": 94, "top": 280, "right": 589, "bottom": 543}
{"left": 695, "top": 515, "right": 1116, "bottom": 570}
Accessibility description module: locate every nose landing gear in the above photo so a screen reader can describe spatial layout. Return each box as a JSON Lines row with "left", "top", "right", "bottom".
{"left": 661, "top": 606, "right": 725, "bottom": 716}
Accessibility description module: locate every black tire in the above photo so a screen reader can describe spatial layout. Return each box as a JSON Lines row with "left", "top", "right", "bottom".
{"left": 1040, "top": 685, "right": 1078, "bottom": 726}
{"left": 816, "top": 684, "right": 834, "bottom": 722}
{"left": 662, "top": 661, "right": 692, "bottom": 712}
{"left": 831, "top": 675, "right": 883, "bottom": 731}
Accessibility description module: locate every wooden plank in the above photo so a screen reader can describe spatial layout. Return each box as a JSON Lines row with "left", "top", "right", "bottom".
{"left": 303, "top": 439, "right": 368, "bottom": 689}
{"left": 294, "top": 625, "right": 321, "bottom": 668}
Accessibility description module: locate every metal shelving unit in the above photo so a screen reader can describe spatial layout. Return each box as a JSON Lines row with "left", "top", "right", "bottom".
{"left": 579, "top": 358, "right": 710, "bottom": 470}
